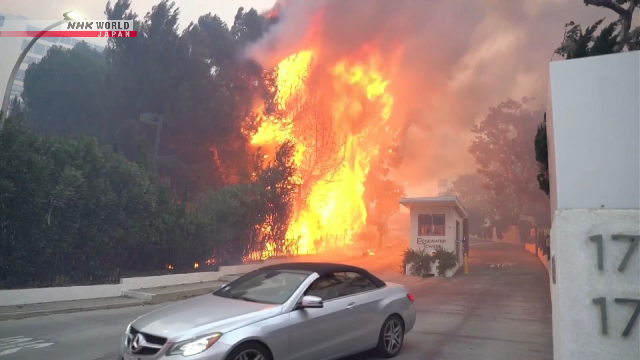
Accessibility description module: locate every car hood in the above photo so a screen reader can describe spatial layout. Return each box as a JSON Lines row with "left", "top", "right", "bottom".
{"left": 131, "top": 294, "right": 280, "bottom": 341}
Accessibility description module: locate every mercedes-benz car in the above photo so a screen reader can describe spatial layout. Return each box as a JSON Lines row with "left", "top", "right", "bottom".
{"left": 120, "top": 262, "right": 416, "bottom": 360}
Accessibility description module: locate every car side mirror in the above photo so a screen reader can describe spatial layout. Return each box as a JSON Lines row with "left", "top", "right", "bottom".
{"left": 299, "top": 295, "right": 323, "bottom": 309}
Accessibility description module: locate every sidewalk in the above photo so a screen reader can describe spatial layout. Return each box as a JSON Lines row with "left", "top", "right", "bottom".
{"left": 0, "top": 280, "right": 227, "bottom": 321}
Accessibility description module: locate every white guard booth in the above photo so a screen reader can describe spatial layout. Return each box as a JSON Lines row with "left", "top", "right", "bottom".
{"left": 399, "top": 196, "right": 468, "bottom": 276}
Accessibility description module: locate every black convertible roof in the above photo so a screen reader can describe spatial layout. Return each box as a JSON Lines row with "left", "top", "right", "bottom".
{"left": 259, "top": 262, "right": 386, "bottom": 287}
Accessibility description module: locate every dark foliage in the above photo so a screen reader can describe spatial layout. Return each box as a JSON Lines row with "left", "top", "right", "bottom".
{"left": 401, "top": 248, "right": 433, "bottom": 277}
{"left": 0, "top": 114, "right": 297, "bottom": 288}
{"left": 534, "top": 113, "right": 549, "bottom": 196}
{"left": 536, "top": 13, "right": 636, "bottom": 197}
{"left": 432, "top": 249, "right": 458, "bottom": 276}
{"left": 1, "top": 1, "right": 306, "bottom": 288}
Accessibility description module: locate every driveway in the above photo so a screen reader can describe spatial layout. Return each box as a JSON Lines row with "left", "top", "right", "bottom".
{"left": 363, "top": 241, "right": 553, "bottom": 360}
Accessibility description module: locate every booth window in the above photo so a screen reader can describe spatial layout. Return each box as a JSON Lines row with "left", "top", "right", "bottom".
{"left": 418, "top": 215, "right": 430, "bottom": 235}
{"left": 418, "top": 214, "right": 446, "bottom": 236}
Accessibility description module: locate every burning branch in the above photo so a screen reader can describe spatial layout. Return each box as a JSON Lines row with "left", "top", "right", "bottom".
{"left": 294, "top": 91, "right": 347, "bottom": 190}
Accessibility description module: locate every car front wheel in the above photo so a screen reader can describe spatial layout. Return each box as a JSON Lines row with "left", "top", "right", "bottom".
{"left": 225, "top": 342, "right": 272, "bottom": 360}
{"left": 375, "top": 315, "right": 405, "bottom": 358}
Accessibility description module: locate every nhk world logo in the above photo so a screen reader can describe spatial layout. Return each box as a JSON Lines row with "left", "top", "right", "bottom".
{"left": 59, "top": 20, "right": 138, "bottom": 37}
{"left": 0, "top": 20, "right": 136, "bottom": 38}
{"left": 65, "top": 20, "right": 132, "bottom": 30}
{"left": 61, "top": 20, "right": 135, "bottom": 37}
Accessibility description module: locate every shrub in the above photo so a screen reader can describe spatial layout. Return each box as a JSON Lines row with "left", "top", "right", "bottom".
{"left": 0, "top": 116, "right": 299, "bottom": 287}
{"left": 0, "top": 116, "right": 198, "bottom": 287}
{"left": 432, "top": 249, "right": 458, "bottom": 276}
{"left": 401, "top": 248, "right": 433, "bottom": 277}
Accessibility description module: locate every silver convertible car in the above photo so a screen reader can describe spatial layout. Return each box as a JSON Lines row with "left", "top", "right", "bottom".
{"left": 120, "top": 262, "right": 416, "bottom": 360}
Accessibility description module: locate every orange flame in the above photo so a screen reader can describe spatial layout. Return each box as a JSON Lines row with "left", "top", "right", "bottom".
{"left": 249, "top": 33, "right": 402, "bottom": 256}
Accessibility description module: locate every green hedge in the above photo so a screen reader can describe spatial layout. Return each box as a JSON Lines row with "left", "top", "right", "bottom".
{"left": 0, "top": 116, "right": 298, "bottom": 288}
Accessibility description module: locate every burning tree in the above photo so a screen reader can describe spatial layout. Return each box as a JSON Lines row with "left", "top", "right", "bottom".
{"left": 246, "top": 41, "right": 404, "bottom": 254}
{"left": 363, "top": 163, "right": 405, "bottom": 249}
{"left": 255, "top": 141, "right": 300, "bottom": 255}
{"left": 195, "top": 141, "right": 298, "bottom": 263}
{"left": 293, "top": 92, "right": 348, "bottom": 197}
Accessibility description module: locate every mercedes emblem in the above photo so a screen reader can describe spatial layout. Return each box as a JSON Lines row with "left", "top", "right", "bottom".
{"left": 129, "top": 333, "right": 146, "bottom": 353}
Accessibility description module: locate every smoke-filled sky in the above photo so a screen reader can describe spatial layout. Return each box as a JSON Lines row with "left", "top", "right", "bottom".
{"left": 1, "top": 0, "right": 276, "bottom": 34}
{"left": 247, "top": 0, "right": 627, "bottom": 196}
{"left": 2, "top": 0, "right": 630, "bottom": 196}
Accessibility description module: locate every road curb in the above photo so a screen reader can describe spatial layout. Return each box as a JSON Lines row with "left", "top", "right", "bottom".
{"left": 0, "top": 285, "right": 225, "bottom": 321}
{"left": 0, "top": 301, "right": 148, "bottom": 321}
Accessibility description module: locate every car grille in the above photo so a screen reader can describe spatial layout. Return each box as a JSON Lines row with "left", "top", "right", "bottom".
{"left": 128, "top": 326, "right": 167, "bottom": 356}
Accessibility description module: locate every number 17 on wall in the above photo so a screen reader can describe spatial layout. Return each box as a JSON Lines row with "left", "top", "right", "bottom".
{"left": 590, "top": 234, "right": 639, "bottom": 337}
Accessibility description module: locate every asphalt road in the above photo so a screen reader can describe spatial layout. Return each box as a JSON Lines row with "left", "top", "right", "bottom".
{"left": 0, "top": 241, "right": 552, "bottom": 360}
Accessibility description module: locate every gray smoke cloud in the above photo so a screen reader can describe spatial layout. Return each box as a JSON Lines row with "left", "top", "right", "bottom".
{"left": 246, "top": 0, "right": 614, "bottom": 194}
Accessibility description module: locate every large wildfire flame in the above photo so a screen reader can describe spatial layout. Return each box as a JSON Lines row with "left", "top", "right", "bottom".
{"left": 248, "top": 9, "right": 402, "bottom": 255}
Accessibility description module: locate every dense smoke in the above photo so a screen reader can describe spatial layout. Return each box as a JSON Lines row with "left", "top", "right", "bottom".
{"left": 246, "top": 0, "right": 609, "bottom": 193}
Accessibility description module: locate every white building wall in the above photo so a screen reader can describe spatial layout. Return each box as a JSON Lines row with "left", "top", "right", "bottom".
{"left": 0, "top": 14, "right": 105, "bottom": 103}
{"left": 547, "top": 52, "right": 640, "bottom": 360}
{"left": 453, "top": 209, "right": 464, "bottom": 265}
{"left": 548, "top": 52, "right": 639, "bottom": 215}
{"left": 0, "top": 14, "right": 27, "bottom": 103}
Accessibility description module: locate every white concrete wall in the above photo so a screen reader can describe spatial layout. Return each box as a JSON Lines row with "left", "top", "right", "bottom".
{"left": 429, "top": 261, "right": 460, "bottom": 278}
{"left": 547, "top": 52, "right": 640, "bottom": 360}
{"left": 550, "top": 209, "right": 639, "bottom": 360}
{"left": 0, "top": 284, "right": 122, "bottom": 306}
{"left": 0, "top": 258, "right": 294, "bottom": 306}
{"left": 120, "top": 271, "right": 222, "bottom": 291}
{"left": 548, "top": 52, "right": 640, "bottom": 218}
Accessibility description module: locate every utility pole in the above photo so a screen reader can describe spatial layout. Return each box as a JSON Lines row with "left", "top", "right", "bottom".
{"left": 139, "top": 113, "right": 164, "bottom": 174}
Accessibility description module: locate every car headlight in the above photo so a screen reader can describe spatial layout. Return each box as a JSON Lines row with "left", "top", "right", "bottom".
{"left": 168, "top": 333, "right": 222, "bottom": 356}
{"left": 123, "top": 324, "right": 132, "bottom": 345}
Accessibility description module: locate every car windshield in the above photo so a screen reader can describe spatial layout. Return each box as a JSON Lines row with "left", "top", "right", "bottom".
{"left": 213, "top": 270, "right": 310, "bottom": 304}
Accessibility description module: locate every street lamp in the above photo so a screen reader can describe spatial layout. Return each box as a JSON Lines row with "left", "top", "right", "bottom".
{"left": 0, "top": 11, "right": 85, "bottom": 129}
{"left": 62, "top": 11, "right": 85, "bottom": 22}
